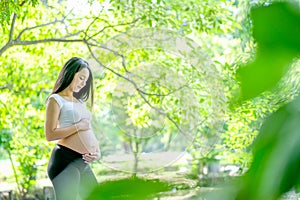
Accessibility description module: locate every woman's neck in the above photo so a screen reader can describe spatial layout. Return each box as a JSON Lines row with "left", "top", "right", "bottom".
{"left": 58, "top": 89, "right": 73, "bottom": 98}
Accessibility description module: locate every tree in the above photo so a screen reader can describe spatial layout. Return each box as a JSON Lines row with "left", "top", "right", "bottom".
{"left": 2, "top": 0, "right": 293, "bottom": 197}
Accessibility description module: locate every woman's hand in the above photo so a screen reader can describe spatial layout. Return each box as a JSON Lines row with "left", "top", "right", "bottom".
{"left": 76, "top": 118, "right": 91, "bottom": 131}
{"left": 82, "top": 151, "right": 100, "bottom": 164}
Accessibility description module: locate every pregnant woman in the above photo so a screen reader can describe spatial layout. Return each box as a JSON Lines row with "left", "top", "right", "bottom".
{"left": 45, "top": 57, "right": 100, "bottom": 200}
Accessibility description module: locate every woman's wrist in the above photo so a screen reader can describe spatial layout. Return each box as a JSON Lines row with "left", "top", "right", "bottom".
{"left": 75, "top": 122, "right": 81, "bottom": 132}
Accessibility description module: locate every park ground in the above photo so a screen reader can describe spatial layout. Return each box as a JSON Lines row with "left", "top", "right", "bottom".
{"left": 1, "top": 152, "right": 300, "bottom": 199}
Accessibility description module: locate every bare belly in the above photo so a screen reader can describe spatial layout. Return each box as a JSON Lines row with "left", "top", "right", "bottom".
{"left": 58, "top": 129, "right": 99, "bottom": 154}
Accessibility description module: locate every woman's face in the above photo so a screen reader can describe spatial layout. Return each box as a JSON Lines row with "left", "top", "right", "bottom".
{"left": 69, "top": 68, "right": 90, "bottom": 92}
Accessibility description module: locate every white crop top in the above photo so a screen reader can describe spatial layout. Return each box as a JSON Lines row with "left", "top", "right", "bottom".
{"left": 48, "top": 94, "right": 91, "bottom": 128}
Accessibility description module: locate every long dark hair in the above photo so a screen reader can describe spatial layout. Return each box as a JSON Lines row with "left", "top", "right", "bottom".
{"left": 49, "top": 57, "right": 94, "bottom": 108}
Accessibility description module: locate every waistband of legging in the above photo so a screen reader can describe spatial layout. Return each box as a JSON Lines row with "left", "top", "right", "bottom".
{"left": 56, "top": 144, "right": 83, "bottom": 158}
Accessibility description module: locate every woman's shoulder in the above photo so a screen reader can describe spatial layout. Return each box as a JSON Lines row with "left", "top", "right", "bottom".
{"left": 49, "top": 93, "right": 60, "bottom": 98}
{"left": 47, "top": 93, "right": 63, "bottom": 108}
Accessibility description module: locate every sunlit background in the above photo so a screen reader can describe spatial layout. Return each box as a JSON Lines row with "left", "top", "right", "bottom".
{"left": 0, "top": 0, "right": 299, "bottom": 199}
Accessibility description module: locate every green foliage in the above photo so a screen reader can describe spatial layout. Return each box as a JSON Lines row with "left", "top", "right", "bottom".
{"left": 204, "top": 1, "right": 300, "bottom": 199}
{"left": 86, "top": 177, "right": 172, "bottom": 200}
{"left": 0, "top": 46, "right": 60, "bottom": 197}
{"left": 234, "top": 2, "right": 300, "bottom": 199}
{"left": 0, "top": 129, "right": 12, "bottom": 150}
{"left": 236, "top": 96, "right": 300, "bottom": 200}
{"left": 219, "top": 93, "right": 285, "bottom": 168}
{"left": 90, "top": 26, "right": 227, "bottom": 174}
{"left": 1, "top": 0, "right": 299, "bottom": 198}
{"left": 109, "top": 0, "right": 238, "bottom": 34}
{"left": 0, "top": 0, "right": 39, "bottom": 28}
{"left": 236, "top": 1, "right": 300, "bottom": 100}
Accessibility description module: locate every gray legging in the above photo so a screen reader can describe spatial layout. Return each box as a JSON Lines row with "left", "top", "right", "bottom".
{"left": 48, "top": 145, "right": 97, "bottom": 200}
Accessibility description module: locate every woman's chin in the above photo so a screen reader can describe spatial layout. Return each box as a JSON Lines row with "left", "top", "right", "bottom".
{"left": 73, "top": 89, "right": 80, "bottom": 93}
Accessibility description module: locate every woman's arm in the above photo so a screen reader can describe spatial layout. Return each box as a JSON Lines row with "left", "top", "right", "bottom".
{"left": 45, "top": 98, "right": 90, "bottom": 141}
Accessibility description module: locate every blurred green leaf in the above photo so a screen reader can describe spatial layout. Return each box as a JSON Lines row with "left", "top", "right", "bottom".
{"left": 86, "top": 177, "right": 171, "bottom": 200}
{"left": 236, "top": 94, "right": 300, "bottom": 200}
{"left": 237, "top": 2, "right": 300, "bottom": 100}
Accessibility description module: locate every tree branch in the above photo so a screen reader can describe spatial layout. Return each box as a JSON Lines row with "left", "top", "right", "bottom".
{"left": 87, "top": 18, "right": 141, "bottom": 40}
{"left": 85, "top": 40, "right": 132, "bottom": 82}
{"left": 86, "top": 40, "right": 196, "bottom": 141}
{"left": 0, "top": 8, "right": 199, "bottom": 143}
{"left": 0, "top": 43, "right": 13, "bottom": 56}
{"left": 0, "top": 13, "right": 18, "bottom": 56}
{"left": 84, "top": 5, "right": 105, "bottom": 36}
{"left": 9, "top": 13, "right": 17, "bottom": 42}
{"left": 136, "top": 84, "right": 190, "bottom": 97}
{"left": 15, "top": 19, "right": 65, "bottom": 41}
{"left": 13, "top": 38, "right": 84, "bottom": 46}
{"left": 0, "top": 13, "right": 140, "bottom": 57}
{"left": 0, "top": 84, "right": 12, "bottom": 90}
